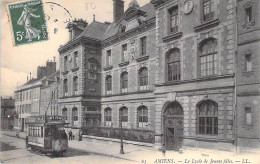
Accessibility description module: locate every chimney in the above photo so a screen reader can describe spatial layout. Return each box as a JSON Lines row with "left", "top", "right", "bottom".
{"left": 27, "top": 76, "right": 28, "bottom": 82}
{"left": 30, "top": 72, "right": 31, "bottom": 80}
{"left": 53, "top": 56, "right": 56, "bottom": 62}
{"left": 113, "top": 0, "right": 124, "bottom": 23}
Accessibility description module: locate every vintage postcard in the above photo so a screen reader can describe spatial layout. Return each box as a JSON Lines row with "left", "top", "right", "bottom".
{"left": 1, "top": 0, "right": 260, "bottom": 164}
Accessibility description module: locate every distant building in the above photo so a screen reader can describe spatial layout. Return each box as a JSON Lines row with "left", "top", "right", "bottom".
{"left": 14, "top": 59, "right": 56, "bottom": 132}
{"left": 1, "top": 97, "right": 15, "bottom": 130}
{"left": 39, "top": 71, "right": 60, "bottom": 116}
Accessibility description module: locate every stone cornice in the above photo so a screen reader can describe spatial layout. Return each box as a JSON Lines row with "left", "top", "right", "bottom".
{"left": 59, "top": 37, "right": 101, "bottom": 54}
{"left": 162, "top": 32, "right": 183, "bottom": 42}
{"left": 194, "top": 19, "right": 220, "bottom": 32}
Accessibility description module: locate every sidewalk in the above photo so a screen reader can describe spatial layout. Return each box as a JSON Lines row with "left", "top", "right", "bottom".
{"left": 1, "top": 130, "right": 259, "bottom": 164}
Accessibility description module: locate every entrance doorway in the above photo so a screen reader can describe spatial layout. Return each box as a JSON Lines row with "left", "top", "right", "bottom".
{"left": 163, "top": 101, "right": 184, "bottom": 150}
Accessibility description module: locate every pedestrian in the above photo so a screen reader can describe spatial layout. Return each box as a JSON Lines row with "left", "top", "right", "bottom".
{"left": 69, "top": 130, "right": 72, "bottom": 140}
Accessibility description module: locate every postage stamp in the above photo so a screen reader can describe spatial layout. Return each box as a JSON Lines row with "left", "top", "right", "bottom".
{"left": 7, "top": 0, "right": 48, "bottom": 46}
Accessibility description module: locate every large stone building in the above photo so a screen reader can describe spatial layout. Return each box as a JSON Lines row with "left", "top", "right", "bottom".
{"left": 236, "top": 0, "right": 260, "bottom": 151}
{"left": 57, "top": 0, "right": 259, "bottom": 152}
{"left": 58, "top": 19, "right": 110, "bottom": 134}
{"left": 149, "top": 0, "right": 237, "bottom": 151}
{"left": 1, "top": 97, "right": 15, "bottom": 130}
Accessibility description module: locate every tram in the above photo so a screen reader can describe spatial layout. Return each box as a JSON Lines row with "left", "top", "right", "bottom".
{"left": 25, "top": 115, "right": 69, "bottom": 155}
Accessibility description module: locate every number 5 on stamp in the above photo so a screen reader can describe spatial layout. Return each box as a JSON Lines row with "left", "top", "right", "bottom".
{"left": 7, "top": 0, "right": 48, "bottom": 46}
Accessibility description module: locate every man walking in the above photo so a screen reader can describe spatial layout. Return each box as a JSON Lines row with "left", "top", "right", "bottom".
{"left": 69, "top": 130, "right": 72, "bottom": 140}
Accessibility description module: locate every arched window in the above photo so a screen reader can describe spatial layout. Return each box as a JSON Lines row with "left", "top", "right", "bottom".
{"left": 72, "top": 107, "right": 78, "bottom": 125}
{"left": 63, "top": 79, "right": 68, "bottom": 96}
{"left": 199, "top": 38, "right": 217, "bottom": 77}
{"left": 137, "top": 106, "right": 148, "bottom": 128}
{"left": 139, "top": 67, "right": 148, "bottom": 91}
{"left": 62, "top": 108, "right": 67, "bottom": 120}
{"left": 119, "top": 107, "right": 128, "bottom": 127}
{"left": 106, "top": 75, "right": 112, "bottom": 95}
{"left": 197, "top": 100, "right": 218, "bottom": 135}
{"left": 166, "top": 49, "right": 181, "bottom": 81}
{"left": 121, "top": 72, "right": 128, "bottom": 93}
{"left": 104, "top": 108, "right": 112, "bottom": 126}
{"left": 73, "top": 76, "right": 78, "bottom": 95}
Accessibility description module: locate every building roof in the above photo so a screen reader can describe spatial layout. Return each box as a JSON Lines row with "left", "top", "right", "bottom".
{"left": 75, "top": 21, "right": 110, "bottom": 40}
{"left": 23, "top": 78, "right": 39, "bottom": 86}
{"left": 103, "top": 3, "right": 155, "bottom": 40}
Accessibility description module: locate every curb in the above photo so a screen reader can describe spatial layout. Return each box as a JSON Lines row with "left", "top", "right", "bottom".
{"left": 69, "top": 147, "right": 138, "bottom": 163}
{"left": 1, "top": 133, "right": 138, "bottom": 163}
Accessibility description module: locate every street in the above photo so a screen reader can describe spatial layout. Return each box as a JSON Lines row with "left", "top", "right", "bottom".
{"left": 0, "top": 134, "right": 136, "bottom": 164}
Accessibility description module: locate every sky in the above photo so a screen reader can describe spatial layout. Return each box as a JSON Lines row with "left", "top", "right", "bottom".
{"left": 0, "top": 0, "right": 150, "bottom": 98}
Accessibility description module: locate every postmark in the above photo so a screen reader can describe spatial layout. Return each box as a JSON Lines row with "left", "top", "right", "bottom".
{"left": 7, "top": 0, "right": 48, "bottom": 46}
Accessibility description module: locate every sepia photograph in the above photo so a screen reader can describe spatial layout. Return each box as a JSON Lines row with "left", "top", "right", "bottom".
{"left": 0, "top": 0, "right": 260, "bottom": 163}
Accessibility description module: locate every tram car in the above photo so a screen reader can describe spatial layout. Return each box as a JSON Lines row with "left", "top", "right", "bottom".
{"left": 25, "top": 115, "right": 69, "bottom": 155}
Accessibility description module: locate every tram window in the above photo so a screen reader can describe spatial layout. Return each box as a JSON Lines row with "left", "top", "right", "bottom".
{"left": 45, "top": 128, "right": 50, "bottom": 137}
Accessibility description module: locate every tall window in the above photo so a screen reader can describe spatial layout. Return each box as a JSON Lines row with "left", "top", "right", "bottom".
{"left": 199, "top": 38, "right": 217, "bottom": 77}
{"left": 63, "top": 79, "right": 68, "bottom": 96}
{"left": 122, "top": 44, "right": 128, "bottom": 62}
{"left": 137, "top": 106, "right": 149, "bottom": 128}
{"left": 56, "top": 90, "right": 59, "bottom": 99}
{"left": 167, "top": 49, "right": 181, "bottom": 81}
{"left": 107, "top": 50, "right": 112, "bottom": 66}
{"left": 139, "top": 67, "right": 148, "bottom": 91}
{"left": 245, "top": 7, "right": 253, "bottom": 22}
{"left": 245, "top": 107, "right": 252, "bottom": 125}
{"left": 203, "top": 0, "right": 214, "bottom": 21}
{"left": 73, "top": 76, "right": 78, "bottom": 95}
{"left": 106, "top": 75, "right": 112, "bottom": 95}
{"left": 64, "top": 56, "right": 68, "bottom": 71}
{"left": 169, "top": 6, "right": 178, "bottom": 33}
{"left": 197, "top": 100, "right": 218, "bottom": 135}
{"left": 119, "top": 107, "right": 128, "bottom": 127}
{"left": 88, "top": 59, "right": 98, "bottom": 80}
{"left": 121, "top": 72, "right": 128, "bottom": 93}
{"left": 245, "top": 54, "right": 252, "bottom": 72}
{"left": 74, "top": 51, "right": 78, "bottom": 68}
{"left": 72, "top": 107, "right": 78, "bottom": 125}
{"left": 140, "top": 37, "right": 147, "bottom": 56}
{"left": 62, "top": 108, "right": 67, "bottom": 120}
{"left": 104, "top": 108, "right": 112, "bottom": 126}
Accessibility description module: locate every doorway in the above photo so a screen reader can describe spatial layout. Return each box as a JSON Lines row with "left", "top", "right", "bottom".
{"left": 163, "top": 102, "right": 184, "bottom": 150}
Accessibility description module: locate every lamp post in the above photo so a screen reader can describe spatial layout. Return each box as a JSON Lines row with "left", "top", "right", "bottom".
{"left": 119, "top": 110, "right": 124, "bottom": 154}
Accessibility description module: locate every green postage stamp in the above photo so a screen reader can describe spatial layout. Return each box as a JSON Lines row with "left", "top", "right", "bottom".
{"left": 7, "top": 0, "right": 48, "bottom": 46}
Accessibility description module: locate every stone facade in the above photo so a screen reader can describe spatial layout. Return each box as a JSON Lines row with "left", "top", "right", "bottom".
{"left": 236, "top": 0, "right": 260, "bottom": 152}
{"left": 58, "top": 20, "right": 109, "bottom": 135}
{"left": 150, "top": 0, "right": 237, "bottom": 151}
